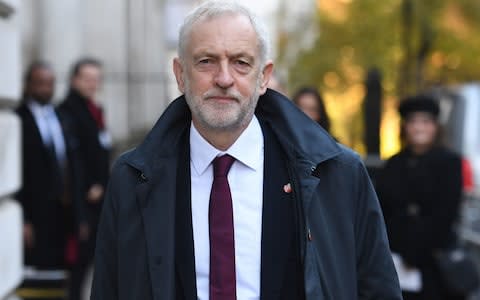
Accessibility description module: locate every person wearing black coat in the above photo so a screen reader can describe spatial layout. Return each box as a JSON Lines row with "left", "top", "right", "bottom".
{"left": 15, "top": 62, "right": 83, "bottom": 270}
{"left": 58, "top": 58, "right": 111, "bottom": 300}
{"left": 377, "top": 95, "right": 464, "bottom": 300}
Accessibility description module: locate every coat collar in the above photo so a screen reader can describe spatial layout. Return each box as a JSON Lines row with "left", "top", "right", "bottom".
{"left": 125, "top": 88, "right": 341, "bottom": 176}
{"left": 255, "top": 89, "right": 341, "bottom": 166}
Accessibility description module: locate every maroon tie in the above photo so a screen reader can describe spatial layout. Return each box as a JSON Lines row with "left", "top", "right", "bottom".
{"left": 209, "top": 154, "right": 236, "bottom": 300}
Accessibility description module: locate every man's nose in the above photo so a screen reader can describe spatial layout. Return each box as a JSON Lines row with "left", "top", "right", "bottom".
{"left": 214, "top": 62, "right": 234, "bottom": 89}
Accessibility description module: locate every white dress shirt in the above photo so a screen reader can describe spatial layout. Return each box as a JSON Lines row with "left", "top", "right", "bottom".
{"left": 190, "top": 116, "right": 264, "bottom": 300}
{"left": 28, "top": 100, "right": 67, "bottom": 166}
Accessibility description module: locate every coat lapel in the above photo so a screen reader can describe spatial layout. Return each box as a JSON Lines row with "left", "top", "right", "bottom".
{"left": 174, "top": 135, "right": 197, "bottom": 300}
{"left": 294, "top": 159, "right": 321, "bottom": 217}
{"left": 21, "top": 104, "right": 52, "bottom": 160}
{"left": 260, "top": 122, "right": 296, "bottom": 299}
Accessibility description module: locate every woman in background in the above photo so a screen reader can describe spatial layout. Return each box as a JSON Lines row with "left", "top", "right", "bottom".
{"left": 376, "top": 95, "right": 464, "bottom": 300}
{"left": 292, "top": 87, "right": 331, "bottom": 133}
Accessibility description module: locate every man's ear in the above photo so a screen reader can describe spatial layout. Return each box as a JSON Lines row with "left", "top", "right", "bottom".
{"left": 258, "top": 61, "right": 274, "bottom": 95}
{"left": 173, "top": 58, "right": 185, "bottom": 94}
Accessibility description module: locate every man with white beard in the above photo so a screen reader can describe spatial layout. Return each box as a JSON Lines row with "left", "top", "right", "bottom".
{"left": 91, "top": 2, "right": 401, "bottom": 299}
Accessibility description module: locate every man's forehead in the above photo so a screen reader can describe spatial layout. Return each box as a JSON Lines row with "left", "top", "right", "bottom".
{"left": 190, "top": 13, "right": 254, "bottom": 36}
{"left": 32, "top": 67, "right": 54, "bottom": 78}
{"left": 185, "top": 14, "right": 259, "bottom": 55}
{"left": 79, "top": 64, "right": 101, "bottom": 73}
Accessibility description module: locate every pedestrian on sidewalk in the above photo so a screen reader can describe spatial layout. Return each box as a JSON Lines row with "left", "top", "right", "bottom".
{"left": 377, "top": 94, "right": 465, "bottom": 300}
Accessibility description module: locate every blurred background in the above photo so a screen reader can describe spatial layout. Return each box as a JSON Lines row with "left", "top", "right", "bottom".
{"left": 1, "top": 0, "right": 480, "bottom": 299}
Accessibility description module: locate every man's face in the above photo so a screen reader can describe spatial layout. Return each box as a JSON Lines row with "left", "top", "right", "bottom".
{"left": 72, "top": 64, "right": 102, "bottom": 100}
{"left": 173, "top": 14, "right": 273, "bottom": 132}
{"left": 28, "top": 67, "right": 55, "bottom": 105}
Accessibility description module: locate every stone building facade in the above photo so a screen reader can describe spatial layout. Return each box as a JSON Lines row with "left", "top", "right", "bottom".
{"left": 0, "top": 0, "right": 23, "bottom": 298}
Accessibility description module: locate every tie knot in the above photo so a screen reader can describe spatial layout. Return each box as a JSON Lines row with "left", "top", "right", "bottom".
{"left": 213, "top": 154, "right": 235, "bottom": 177}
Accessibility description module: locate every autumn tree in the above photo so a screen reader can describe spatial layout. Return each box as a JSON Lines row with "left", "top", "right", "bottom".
{"left": 279, "top": 0, "right": 480, "bottom": 156}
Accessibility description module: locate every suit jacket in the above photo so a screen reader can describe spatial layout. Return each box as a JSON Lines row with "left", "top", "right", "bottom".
{"left": 15, "top": 102, "right": 78, "bottom": 268}
{"left": 91, "top": 89, "right": 402, "bottom": 300}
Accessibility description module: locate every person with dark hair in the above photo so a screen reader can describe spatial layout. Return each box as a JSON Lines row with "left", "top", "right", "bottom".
{"left": 15, "top": 61, "right": 81, "bottom": 271}
{"left": 376, "top": 94, "right": 465, "bottom": 300}
{"left": 58, "top": 57, "right": 111, "bottom": 300}
{"left": 293, "top": 86, "right": 331, "bottom": 132}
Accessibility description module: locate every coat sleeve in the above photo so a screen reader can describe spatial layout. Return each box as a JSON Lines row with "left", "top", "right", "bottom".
{"left": 90, "top": 163, "right": 120, "bottom": 299}
{"left": 353, "top": 160, "right": 402, "bottom": 300}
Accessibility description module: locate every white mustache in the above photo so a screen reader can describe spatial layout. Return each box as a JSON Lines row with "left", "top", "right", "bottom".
{"left": 203, "top": 89, "right": 242, "bottom": 102}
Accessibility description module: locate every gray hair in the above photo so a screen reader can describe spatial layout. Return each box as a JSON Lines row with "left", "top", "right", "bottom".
{"left": 178, "top": 1, "right": 271, "bottom": 66}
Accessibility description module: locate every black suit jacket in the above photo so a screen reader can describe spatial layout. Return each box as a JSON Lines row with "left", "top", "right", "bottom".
{"left": 16, "top": 103, "right": 71, "bottom": 268}
{"left": 174, "top": 121, "right": 304, "bottom": 300}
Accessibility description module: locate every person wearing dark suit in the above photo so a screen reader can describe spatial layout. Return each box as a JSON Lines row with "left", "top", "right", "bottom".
{"left": 376, "top": 95, "right": 464, "bottom": 300}
{"left": 58, "top": 58, "right": 111, "bottom": 300}
{"left": 15, "top": 61, "right": 80, "bottom": 270}
{"left": 91, "top": 2, "right": 402, "bottom": 299}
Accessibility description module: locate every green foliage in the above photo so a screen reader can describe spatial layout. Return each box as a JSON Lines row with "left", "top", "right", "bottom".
{"left": 282, "top": 0, "right": 480, "bottom": 151}
{"left": 285, "top": 0, "right": 480, "bottom": 96}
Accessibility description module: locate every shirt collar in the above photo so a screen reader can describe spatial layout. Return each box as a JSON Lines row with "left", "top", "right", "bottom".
{"left": 27, "top": 99, "right": 54, "bottom": 116}
{"left": 190, "top": 115, "right": 264, "bottom": 176}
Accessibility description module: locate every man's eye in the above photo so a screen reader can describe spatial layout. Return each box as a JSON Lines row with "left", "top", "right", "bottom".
{"left": 234, "top": 60, "right": 252, "bottom": 73}
{"left": 198, "top": 59, "right": 212, "bottom": 64}
{"left": 236, "top": 60, "right": 249, "bottom": 66}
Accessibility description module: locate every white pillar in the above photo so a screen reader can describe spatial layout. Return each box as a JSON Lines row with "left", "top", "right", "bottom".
{"left": 0, "top": 1, "right": 23, "bottom": 297}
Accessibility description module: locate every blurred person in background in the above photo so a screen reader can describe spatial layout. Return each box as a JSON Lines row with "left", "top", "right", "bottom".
{"left": 293, "top": 86, "right": 331, "bottom": 133}
{"left": 15, "top": 61, "right": 79, "bottom": 272}
{"left": 376, "top": 95, "right": 464, "bottom": 300}
{"left": 59, "top": 57, "right": 111, "bottom": 300}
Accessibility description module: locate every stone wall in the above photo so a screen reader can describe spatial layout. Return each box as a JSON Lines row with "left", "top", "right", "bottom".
{"left": 0, "top": 0, "right": 24, "bottom": 297}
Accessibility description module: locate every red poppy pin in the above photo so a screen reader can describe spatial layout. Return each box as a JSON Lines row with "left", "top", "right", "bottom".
{"left": 283, "top": 183, "right": 292, "bottom": 194}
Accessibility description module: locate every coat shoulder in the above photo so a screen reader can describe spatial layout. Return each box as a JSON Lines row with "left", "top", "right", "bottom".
{"left": 430, "top": 147, "right": 462, "bottom": 173}
{"left": 102, "top": 149, "right": 142, "bottom": 209}
{"left": 330, "top": 143, "right": 364, "bottom": 168}
{"left": 110, "top": 149, "right": 139, "bottom": 180}
{"left": 15, "top": 104, "right": 30, "bottom": 119}
{"left": 432, "top": 147, "right": 461, "bottom": 161}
